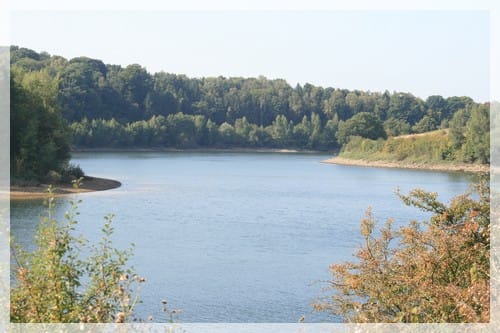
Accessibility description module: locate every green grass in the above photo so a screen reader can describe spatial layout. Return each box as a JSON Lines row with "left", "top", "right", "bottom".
{"left": 340, "top": 130, "right": 455, "bottom": 164}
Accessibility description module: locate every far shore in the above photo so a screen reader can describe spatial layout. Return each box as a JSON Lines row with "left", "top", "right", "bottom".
{"left": 9, "top": 176, "right": 121, "bottom": 200}
{"left": 71, "top": 147, "right": 333, "bottom": 154}
{"left": 322, "top": 156, "right": 490, "bottom": 173}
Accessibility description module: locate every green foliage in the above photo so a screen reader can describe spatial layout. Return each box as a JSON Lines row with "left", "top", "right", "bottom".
{"left": 412, "top": 115, "right": 439, "bottom": 133}
{"left": 10, "top": 190, "right": 142, "bottom": 323}
{"left": 387, "top": 92, "right": 424, "bottom": 125}
{"left": 217, "top": 122, "right": 237, "bottom": 145}
{"left": 448, "top": 104, "right": 490, "bottom": 164}
{"left": 68, "top": 113, "right": 335, "bottom": 150}
{"left": 269, "top": 114, "right": 293, "bottom": 147}
{"left": 462, "top": 105, "right": 490, "bottom": 164}
{"left": 315, "top": 179, "right": 490, "bottom": 322}
{"left": 336, "top": 112, "right": 386, "bottom": 145}
{"left": 383, "top": 117, "right": 411, "bottom": 136}
{"left": 11, "top": 46, "right": 487, "bottom": 152}
{"left": 449, "top": 108, "right": 470, "bottom": 149}
{"left": 10, "top": 72, "right": 71, "bottom": 182}
{"left": 60, "top": 163, "right": 85, "bottom": 182}
{"left": 340, "top": 131, "right": 453, "bottom": 163}
{"left": 341, "top": 107, "right": 490, "bottom": 167}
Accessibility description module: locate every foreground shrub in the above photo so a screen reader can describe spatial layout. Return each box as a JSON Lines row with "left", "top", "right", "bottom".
{"left": 314, "top": 178, "right": 490, "bottom": 322}
{"left": 10, "top": 186, "right": 143, "bottom": 323}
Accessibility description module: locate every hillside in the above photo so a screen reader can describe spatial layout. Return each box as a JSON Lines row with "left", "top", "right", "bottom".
{"left": 324, "top": 120, "right": 489, "bottom": 172}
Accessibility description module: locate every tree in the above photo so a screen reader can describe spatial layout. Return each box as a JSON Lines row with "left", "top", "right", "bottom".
{"left": 292, "top": 116, "right": 311, "bottom": 147}
{"left": 234, "top": 116, "right": 252, "bottom": 145}
{"left": 425, "top": 95, "right": 446, "bottom": 123}
{"left": 387, "top": 92, "right": 424, "bottom": 125}
{"left": 58, "top": 57, "right": 109, "bottom": 121}
{"left": 448, "top": 108, "right": 470, "bottom": 149}
{"left": 447, "top": 104, "right": 490, "bottom": 164}
{"left": 10, "top": 73, "right": 71, "bottom": 181}
{"left": 345, "top": 91, "right": 363, "bottom": 115}
{"left": 308, "top": 113, "right": 322, "bottom": 148}
{"left": 114, "top": 64, "right": 152, "bottom": 111}
{"left": 445, "top": 96, "right": 474, "bottom": 120}
{"left": 314, "top": 180, "right": 490, "bottom": 323}
{"left": 336, "top": 112, "right": 386, "bottom": 145}
{"left": 218, "top": 122, "right": 237, "bottom": 145}
{"left": 383, "top": 117, "right": 411, "bottom": 137}
{"left": 320, "top": 117, "right": 339, "bottom": 149}
{"left": 166, "top": 113, "right": 197, "bottom": 147}
{"left": 269, "top": 114, "right": 293, "bottom": 147}
{"left": 412, "top": 114, "right": 439, "bottom": 133}
{"left": 462, "top": 105, "right": 490, "bottom": 164}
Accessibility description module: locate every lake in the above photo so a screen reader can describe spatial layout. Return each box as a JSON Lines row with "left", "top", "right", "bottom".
{"left": 10, "top": 152, "right": 475, "bottom": 322}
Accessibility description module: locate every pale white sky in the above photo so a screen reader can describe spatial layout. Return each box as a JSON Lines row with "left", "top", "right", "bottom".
{"left": 5, "top": 4, "right": 494, "bottom": 102}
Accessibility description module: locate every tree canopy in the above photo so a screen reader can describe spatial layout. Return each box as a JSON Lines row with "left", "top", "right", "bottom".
{"left": 10, "top": 46, "right": 489, "bottom": 159}
{"left": 10, "top": 70, "right": 71, "bottom": 182}
{"left": 336, "top": 112, "right": 386, "bottom": 145}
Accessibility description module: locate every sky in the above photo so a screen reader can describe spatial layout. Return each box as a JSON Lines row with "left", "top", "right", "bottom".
{"left": 8, "top": 9, "right": 491, "bottom": 102}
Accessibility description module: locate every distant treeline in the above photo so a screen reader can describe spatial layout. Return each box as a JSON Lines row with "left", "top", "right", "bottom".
{"left": 11, "top": 46, "right": 487, "bottom": 152}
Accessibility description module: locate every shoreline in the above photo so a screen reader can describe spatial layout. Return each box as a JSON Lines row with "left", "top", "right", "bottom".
{"left": 71, "top": 147, "right": 333, "bottom": 154}
{"left": 9, "top": 155, "right": 488, "bottom": 200}
{"left": 9, "top": 176, "right": 121, "bottom": 200}
{"left": 321, "top": 156, "right": 489, "bottom": 173}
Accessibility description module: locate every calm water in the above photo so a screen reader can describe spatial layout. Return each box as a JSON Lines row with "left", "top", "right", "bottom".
{"left": 10, "top": 152, "right": 474, "bottom": 322}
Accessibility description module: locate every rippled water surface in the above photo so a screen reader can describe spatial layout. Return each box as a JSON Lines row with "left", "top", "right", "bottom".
{"left": 10, "top": 152, "right": 474, "bottom": 322}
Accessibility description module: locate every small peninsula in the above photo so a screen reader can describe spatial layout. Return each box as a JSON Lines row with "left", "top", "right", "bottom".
{"left": 10, "top": 176, "right": 121, "bottom": 200}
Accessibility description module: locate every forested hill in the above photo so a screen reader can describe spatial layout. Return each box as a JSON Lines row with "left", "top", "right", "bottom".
{"left": 11, "top": 46, "right": 488, "bottom": 153}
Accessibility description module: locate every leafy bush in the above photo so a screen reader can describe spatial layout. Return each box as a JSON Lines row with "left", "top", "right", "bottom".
{"left": 60, "top": 163, "right": 85, "bottom": 182}
{"left": 314, "top": 179, "right": 490, "bottom": 322}
{"left": 10, "top": 187, "right": 143, "bottom": 323}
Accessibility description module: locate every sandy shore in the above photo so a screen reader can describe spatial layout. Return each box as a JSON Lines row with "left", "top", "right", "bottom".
{"left": 322, "top": 157, "right": 490, "bottom": 173}
{"left": 9, "top": 176, "right": 121, "bottom": 200}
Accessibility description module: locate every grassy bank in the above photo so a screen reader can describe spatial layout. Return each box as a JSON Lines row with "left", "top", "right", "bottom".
{"left": 326, "top": 130, "right": 489, "bottom": 173}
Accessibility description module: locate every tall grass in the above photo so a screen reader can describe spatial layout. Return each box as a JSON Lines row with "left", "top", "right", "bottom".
{"left": 340, "top": 130, "right": 456, "bottom": 164}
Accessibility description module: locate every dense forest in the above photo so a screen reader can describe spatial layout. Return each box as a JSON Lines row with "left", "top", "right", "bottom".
{"left": 10, "top": 46, "right": 490, "bottom": 181}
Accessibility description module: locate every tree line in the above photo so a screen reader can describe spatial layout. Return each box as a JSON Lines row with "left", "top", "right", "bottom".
{"left": 10, "top": 46, "right": 490, "bottom": 181}
{"left": 11, "top": 46, "right": 485, "bottom": 152}
{"left": 69, "top": 113, "right": 338, "bottom": 149}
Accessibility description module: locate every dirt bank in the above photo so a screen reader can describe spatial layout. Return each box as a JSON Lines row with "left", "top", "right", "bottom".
{"left": 9, "top": 176, "right": 121, "bottom": 200}
{"left": 322, "top": 157, "right": 489, "bottom": 173}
